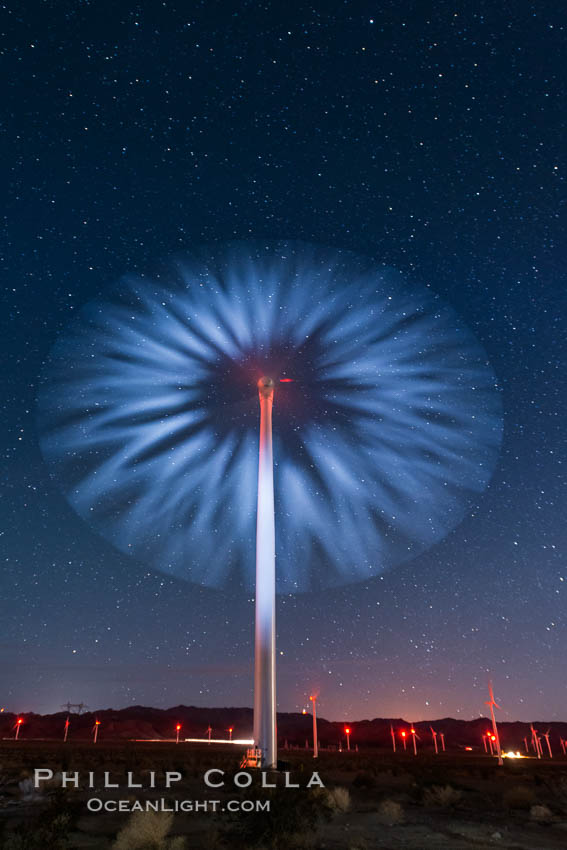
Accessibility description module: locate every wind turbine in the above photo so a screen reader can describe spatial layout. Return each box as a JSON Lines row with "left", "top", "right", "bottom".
{"left": 39, "top": 244, "right": 503, "bottom": 776}
{"left": 14, "top": 718, "right": 23, "bottom": 740}
{"left": 93, "top": 719, "right": 100, "bottom": 743}
{"left": 485, "top": 682, "right": 503, "bottom": 766}
{"left": 542, "top": 729, "right": 553, "bottom": 758}
{"left": 309, "top": 695, "right": 318, "bottom": 759}
{"left": 64, "top": 716, "right": 70, "bottom": 743}
{"left": 530, "top": 724, "right": 542, "bottom": 759}
{"left": 410, "top": 726, "right": 418, "bottom": 756}
{"left": 439, "top": 732, "right": 446, "bottom": 752}
{"left": 430, "top": 726, "right": 438, "bottom": 754}
{"left": 390, "top": 724, "right": 396, "bottom": 753}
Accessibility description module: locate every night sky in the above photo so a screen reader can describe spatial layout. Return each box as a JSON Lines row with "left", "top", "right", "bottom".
{"left": 2, "top": 1, "right": 565, "bottom": 723}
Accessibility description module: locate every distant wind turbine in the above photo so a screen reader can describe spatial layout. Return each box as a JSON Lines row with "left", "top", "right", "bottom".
{"left": 410, "top": 726, "right": 418, "bottom": 756}
{"left": 430, "top": 726, "right": 438, "bottom": 755}
{"left": 309, "top": 696, "right": 318, "bottom": 759}
{"left": 485, "top": 682, "right": 503, "bottom": 766}
{"left": 530, "top": 724, "right": 542, "bottom": 759}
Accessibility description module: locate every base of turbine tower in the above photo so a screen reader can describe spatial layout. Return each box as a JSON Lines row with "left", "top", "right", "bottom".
{"left": 240, "top": 747, "right": 263, "bottom": 769}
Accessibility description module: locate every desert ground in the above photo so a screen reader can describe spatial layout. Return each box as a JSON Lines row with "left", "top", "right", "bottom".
{"left": 1, "top": 740, "right": 567, "bottom": 848}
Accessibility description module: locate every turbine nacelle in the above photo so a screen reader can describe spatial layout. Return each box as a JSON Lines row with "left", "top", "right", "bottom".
{"left": 258, "top": 376, "right": 275, "bottom": 399}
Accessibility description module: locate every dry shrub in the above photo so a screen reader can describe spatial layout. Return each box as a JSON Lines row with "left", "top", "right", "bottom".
{"left": 325, "top": 786, "right": 351, "bottom": 813}
{"left": 502, "top": 785, "right": 536, "bottom": 810}
{"left": 2, "top": 793, "right": 76, "bottom": 850}
{"left": 112, "top": 811, "right": 185, "bottom": 850}
{"left": 18, "top": 777, "right": 43, "bottom": 803}
{"left": 377, "top": 799, "right": 404, "bottom": 825}
{"left": 530, "top": 804, "right": 552, "bottom": 823}
{"left": 222, "top": 786, "right": 334, "bottom": 849}
{"left": 0, "top": 771, "right": 12, "bottom": 790}
{"left": 423, "top": 785, "right": 462, "bottom": 808}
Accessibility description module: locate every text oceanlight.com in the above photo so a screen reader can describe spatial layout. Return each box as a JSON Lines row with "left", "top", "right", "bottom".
{"left": 86, "top": 798, "right": 270, "bottom": 813}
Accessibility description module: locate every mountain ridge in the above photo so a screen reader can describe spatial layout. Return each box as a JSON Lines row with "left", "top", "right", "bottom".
{"left": 3, "top": 706, "right": 566, "bottom": 750}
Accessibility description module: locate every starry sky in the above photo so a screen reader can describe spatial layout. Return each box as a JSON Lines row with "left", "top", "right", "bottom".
{"left": 2, "top": 1, "right": 565, "bottom": 722}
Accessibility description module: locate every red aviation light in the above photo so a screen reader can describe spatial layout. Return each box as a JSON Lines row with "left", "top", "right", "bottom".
{"left": 345, "top": 727, "right": 350, "bottom": 734}
{"left": 95, "top": 720, "right": 101, "bottom": 726}
{"left": 176, "top": 724, "right": 181, "bottom": 731}
{"left": 410, "top": 728, "right": 416, "bottom": 734}
{"left": 279, "top": 378, "right": 294, "bottom": 382}
{"left": 401, "top": 731, "right": 406, "bottom": 737}
{"left": 17, "top": 718, "right": 23, "bottom": 725}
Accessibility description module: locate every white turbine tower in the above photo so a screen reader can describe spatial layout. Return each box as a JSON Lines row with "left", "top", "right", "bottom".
{"left": 253, "top": 377, "right": 277, "bottom": 768}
